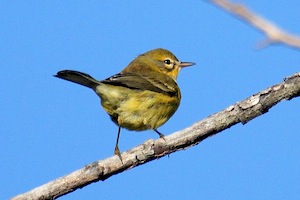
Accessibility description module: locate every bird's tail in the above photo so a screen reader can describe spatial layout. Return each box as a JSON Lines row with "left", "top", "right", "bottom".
{"left": 54, "top": 70, "right": 100, "bottom": 89}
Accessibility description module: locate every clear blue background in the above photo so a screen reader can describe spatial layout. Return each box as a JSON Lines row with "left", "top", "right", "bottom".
{"left": 1, "top": 1, "right": 300, "bottom": 199}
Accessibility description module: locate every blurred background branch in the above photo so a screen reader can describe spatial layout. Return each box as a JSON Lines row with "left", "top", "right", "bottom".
{"left": 210, "top": 0, "right": 300, "bottom": 49}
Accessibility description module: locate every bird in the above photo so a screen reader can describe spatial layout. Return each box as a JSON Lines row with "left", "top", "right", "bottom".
{"left": 54, "top": 48, "right": 195, "bottom": 161}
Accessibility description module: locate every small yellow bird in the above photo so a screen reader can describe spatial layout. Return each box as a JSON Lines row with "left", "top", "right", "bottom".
{"left": 55, "top": 48, "right": 195, "bottom": 160}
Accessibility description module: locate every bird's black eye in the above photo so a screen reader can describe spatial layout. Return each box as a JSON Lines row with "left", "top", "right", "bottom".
{"left": 164, "top": 59, "right": 171, "bottom": 65}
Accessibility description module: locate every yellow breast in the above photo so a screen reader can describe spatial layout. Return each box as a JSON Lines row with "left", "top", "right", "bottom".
{"left": 95, "top": 83, "right": 180, "bottom": 131}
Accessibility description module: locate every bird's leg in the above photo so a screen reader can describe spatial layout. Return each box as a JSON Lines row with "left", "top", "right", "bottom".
{"left": 154, "top": 129, "right": 170, "bottom": 157}
{"left": 154, "top": 129, "right": 165, "bottom": 141}
{"left": 114, "top": 126, "right": 123, "bottom": 163}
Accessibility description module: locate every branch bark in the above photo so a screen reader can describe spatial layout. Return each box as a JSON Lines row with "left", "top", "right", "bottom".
{"left": 209, "top": 0, "right": 300, "bottom": 49}
{"left": 12, "top": 72, "right": 300, "bottom": 200}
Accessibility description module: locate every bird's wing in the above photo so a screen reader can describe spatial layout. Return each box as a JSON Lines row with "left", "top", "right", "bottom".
{"left": 101, "top": 73, "right": 178, "bottom": 96}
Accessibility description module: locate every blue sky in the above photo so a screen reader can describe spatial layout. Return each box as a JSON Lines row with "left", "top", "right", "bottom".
{"left": 1, "top": 1, "right": 300, "bottom": 199}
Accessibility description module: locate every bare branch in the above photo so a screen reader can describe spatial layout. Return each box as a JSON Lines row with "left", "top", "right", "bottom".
{"left": 11, "top": 72, "right": 300, "bottom": 200}
{"left": 210, "top": 0, "right": 300, "bottom": 49}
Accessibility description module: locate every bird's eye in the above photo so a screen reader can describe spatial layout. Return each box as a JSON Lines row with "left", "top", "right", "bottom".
{"left": 164, "top": 59, "right": 171, "bottom": 65}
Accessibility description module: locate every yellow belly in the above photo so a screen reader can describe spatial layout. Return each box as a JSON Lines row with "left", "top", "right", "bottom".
{"left": 95, "top": 84, "right": 180, "bottom": 131}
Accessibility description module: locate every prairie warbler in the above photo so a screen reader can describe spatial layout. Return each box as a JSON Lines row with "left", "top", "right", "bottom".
{"left": 55, "top": 48, "right": 195, "bottom": 160}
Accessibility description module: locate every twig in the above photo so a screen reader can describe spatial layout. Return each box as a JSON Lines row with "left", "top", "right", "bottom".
{"left": 11, "top": 72, "right": 300, "bottom": 200}
{"left": 210, "top": 0, "right": 300, "bottom": 49}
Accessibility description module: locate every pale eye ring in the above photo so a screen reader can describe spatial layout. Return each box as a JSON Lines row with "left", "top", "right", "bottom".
{"left": 164, "top": 59, "right": 172, "bottom": 65}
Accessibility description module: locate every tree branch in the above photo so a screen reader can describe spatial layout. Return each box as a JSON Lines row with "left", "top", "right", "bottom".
{"left": 12, "top": 72, "right": 300, "bottom": 200}
{"left": 209, "top": 0, "right": 300, "bottom": 49}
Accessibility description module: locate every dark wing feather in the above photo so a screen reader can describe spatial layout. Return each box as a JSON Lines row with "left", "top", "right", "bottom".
{"left": 101, "top": 73, "right": 178, "bottom": 96}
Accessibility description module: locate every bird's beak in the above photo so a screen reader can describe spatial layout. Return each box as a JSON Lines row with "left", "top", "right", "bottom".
{"left": 179, "top": 61, "right": 195, "bottom": 68}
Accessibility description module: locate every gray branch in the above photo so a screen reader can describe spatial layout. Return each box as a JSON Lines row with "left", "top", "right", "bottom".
{"left": 12, "top": 72, "right": 300, "bottom": 200}
{"left": 210, "top": 0, "right": 300, "bottom": 49}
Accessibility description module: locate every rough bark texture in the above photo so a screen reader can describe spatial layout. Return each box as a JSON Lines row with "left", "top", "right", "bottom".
{"left": 12, "top": 72, "right": 300, "bottom": 200}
